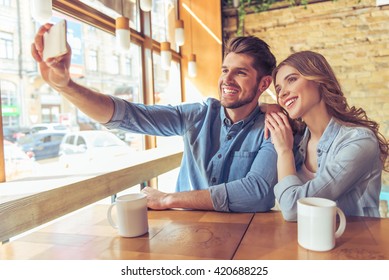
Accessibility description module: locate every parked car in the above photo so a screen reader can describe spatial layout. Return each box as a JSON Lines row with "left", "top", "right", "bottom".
{"left": 3, "top": 126, "right": 31, "bottom": 143}
{"left": 4, "top": 140, "right": 38, "bottom": 181}
{"left": 17, "top": 131, "right": 66, "bottom": 160}
{"left": 59, "top": 130, "right": 133, "bottom": 170}
{"left": 31, "top": 123, "right": 70, "bottom": 134}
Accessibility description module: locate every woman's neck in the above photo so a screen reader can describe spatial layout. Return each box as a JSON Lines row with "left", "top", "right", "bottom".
{"left": 303, "top": 102, "right": 331, "bottom": 141}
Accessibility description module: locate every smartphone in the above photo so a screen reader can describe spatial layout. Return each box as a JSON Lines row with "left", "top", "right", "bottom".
{"left": 43, "top": 20, "right": 67, "bottom": 61}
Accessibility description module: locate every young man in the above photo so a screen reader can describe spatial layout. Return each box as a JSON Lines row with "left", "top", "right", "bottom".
{"left": 32, "top": 25, "right": 277, "bottom": 212}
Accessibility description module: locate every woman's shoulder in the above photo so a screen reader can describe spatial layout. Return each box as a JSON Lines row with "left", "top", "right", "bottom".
{"left": 333, "top": 119, "right": 376, "bottom": 139}
{"left": 331, "top": 121, "right": 379, "bottom": 155}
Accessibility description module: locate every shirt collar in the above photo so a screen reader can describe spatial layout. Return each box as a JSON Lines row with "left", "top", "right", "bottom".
{"left": 318, "top": 117, "right": 341, "bottom": 152}
{"left": 220, "top": 106, "right": 262, "bottom": 127}
{"left": 301, "top": 117, "right": 341, "bottom": 153}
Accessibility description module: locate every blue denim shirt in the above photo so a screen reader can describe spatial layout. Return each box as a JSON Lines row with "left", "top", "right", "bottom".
{"left": 274, "top": 118, "right": 382, "bottom": 220}
{"left": 104, "top": 96, "right": 277, "bottom": 212}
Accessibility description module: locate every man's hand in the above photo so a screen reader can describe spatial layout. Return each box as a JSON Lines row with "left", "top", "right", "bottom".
{"left": 142, "top": 186, "right": 171, "bottom": 210}
{"left": 31, "top": 24, "right": 72, "bottom": 91}
{"left": 142, "top": 186, "right": 214, "bottom": 211}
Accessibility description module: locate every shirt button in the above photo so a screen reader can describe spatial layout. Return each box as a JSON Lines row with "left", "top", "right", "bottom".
{"left": 211, "top": 177, "right": 216, "bottom": 183}
{"left": 227, "top": 135, "right": 232, "bottom": 140}
{"left": 217, "top": 154, "right": 222, "bottom": 159}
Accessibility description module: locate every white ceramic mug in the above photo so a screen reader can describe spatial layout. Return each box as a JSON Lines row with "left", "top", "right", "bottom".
{"left": 297, "top": 197, "right": 346, "bottom": 251}
{"left": 107, "top": 193, "right": 148, "bottom": 237}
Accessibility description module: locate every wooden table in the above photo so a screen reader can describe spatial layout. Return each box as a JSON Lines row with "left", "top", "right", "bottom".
{"left": 1, "top": 205, "right": 388, "bottom": 260}
{"left": 0, "top": 204, "right": 253, "bottom": 260}
{"left": 234, "top": 211, "right": 389, "bottom": 260}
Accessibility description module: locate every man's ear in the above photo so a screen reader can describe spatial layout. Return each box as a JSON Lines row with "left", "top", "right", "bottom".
{"left": 259, "top": 75, "right": 273, "bottom": 92}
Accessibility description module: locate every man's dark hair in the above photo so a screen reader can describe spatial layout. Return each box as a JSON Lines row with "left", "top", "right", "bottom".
{"left": 224, "top": 36, "right": 276, "bottom": 78}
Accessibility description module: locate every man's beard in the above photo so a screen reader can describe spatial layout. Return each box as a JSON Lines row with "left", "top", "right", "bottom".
{"left": 220, "top": 88, "right": 258, "bottom": 109}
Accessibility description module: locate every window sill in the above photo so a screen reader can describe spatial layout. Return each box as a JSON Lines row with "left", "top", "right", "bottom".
{"left": 0, "top": 147, "right": 183, "bottom": 242}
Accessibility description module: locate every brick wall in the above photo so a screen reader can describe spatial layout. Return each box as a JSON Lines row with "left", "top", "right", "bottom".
{"left": 223, "top": 0, "right": 389, "bottom": 187}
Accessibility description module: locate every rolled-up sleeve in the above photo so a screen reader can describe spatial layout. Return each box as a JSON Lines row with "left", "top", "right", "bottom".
{"left": 209, "top": 184, "right": 229, "bottom": 212}
{"left": 104, "top": 96, "right": 127, "bottom": 129}
{"left": 274, "top": 175, "right": 305, "bottom": 221}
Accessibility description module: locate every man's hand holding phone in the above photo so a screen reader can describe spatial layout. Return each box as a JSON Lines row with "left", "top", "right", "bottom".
{"left": 31, "top": 20, "right": 72, "bottom": 91}
{"left": 43, "top": 20, "right": 67, "bottom": 61}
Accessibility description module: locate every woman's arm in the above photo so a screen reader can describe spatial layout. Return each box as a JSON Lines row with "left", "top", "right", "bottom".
{"left": 275, "top": 130, "right": 381, "bottom": 220}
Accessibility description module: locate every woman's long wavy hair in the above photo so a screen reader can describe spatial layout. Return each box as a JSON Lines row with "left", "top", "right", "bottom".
{"left": 272, "top": 50, "right": 389, "bottom": 171}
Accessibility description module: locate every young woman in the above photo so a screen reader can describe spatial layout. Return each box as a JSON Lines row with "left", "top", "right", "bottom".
{"left": 266, "top": 51, "right": 389, "bottom": 221}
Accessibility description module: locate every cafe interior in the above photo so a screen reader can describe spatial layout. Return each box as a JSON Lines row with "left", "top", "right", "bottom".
{"left": 0, "top": 0, "right": 389, "bottom": 261}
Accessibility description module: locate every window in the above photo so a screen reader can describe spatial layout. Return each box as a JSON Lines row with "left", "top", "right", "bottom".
{"left": 124, "top": 57, "right": 131, "bottom": 77}
{"left": 152, "top": 0, "right": 180, "bottom": 51}
{"left": 76, "top": 136, "right": 86, "bottom": 146}
{"left": 0, "top": 0, "right": 11, "bottom": 7}
{"left": 65, "top": 135, "right": 75, "bottom": 145}
{"left": 110, "top": 54, "right": 120, "bottom": 75}
{"left": 153, "top": 54, "right": 183, "bottom": 193}
{"left": 0, "top": 32, "right": 13, "bottom": 59}
{"left": 0, "top": 0, "right": 184, "bottom": 242}
{"left": 0, "top": 80, "right": 18, "bottom": 127}
{"left": 0, "top": 0, "right": 182, "bottom": 185}
{"left": 41, "top": 105, "right": 60, "bottom": 123}
{"left": 87, "top": 50, "right": 98, "bottom": 72}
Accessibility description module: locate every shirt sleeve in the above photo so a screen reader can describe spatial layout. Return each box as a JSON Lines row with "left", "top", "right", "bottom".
{"left": 209, "top": 138, "right": 278, "bottom": 213}
{"left": 103, "top": 95, "right": 127, "bottom": 128}
{"left": 104, "top": 95, "right": 188, "bottom": 136}
{"left": 274, "top": 130, "right": 380, "bottom": 221}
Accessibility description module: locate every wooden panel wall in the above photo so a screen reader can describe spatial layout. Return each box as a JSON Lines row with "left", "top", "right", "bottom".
{"left": 179, "top": 0, "right": 223, "bottom": 101}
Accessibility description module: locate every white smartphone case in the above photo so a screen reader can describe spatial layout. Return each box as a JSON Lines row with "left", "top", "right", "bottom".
{"left": 43, "top": 20, "right": 67, "bottom": 61}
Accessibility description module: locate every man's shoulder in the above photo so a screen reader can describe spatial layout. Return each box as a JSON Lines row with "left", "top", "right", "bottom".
{"left": 179, "top": 97, "right": 221, "bottom": 112}
{"left": 204, "top": 97, "right": 221, "bottom": 107}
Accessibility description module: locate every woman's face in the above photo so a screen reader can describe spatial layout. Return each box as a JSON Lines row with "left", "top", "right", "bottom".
{"left": 274, "top": 65, "right": 321, "bottom": 120}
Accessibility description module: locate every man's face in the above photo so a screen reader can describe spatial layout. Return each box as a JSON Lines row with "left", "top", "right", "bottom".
{"left": 218, "top": 52, "right": 261, "bottom": 109}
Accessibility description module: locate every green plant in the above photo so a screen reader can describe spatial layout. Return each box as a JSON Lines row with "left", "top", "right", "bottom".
{"left": 229, "top": 0, "right": 311, "bottom": 36}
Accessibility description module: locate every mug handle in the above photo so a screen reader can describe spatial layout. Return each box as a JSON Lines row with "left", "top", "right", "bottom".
{"left": 334, "top": 207, "right": 346, "bottom": 238}
{"left": 107, "top": 203, "right": 118, "bottom": 229}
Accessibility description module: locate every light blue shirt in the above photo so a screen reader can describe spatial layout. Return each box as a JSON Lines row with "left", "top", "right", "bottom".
{"left": 105, "top": 96, "right": 277, "bottom": 212}
{"left": 274, "top": 118, "right": 382, "bottom": 220}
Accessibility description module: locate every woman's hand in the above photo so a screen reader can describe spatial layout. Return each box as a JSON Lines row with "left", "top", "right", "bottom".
{"left": 265, "top": 112, "right": 294, "bottom": 155}
{"left": 260, "top": 103, "right": 282, "bottom": 139}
